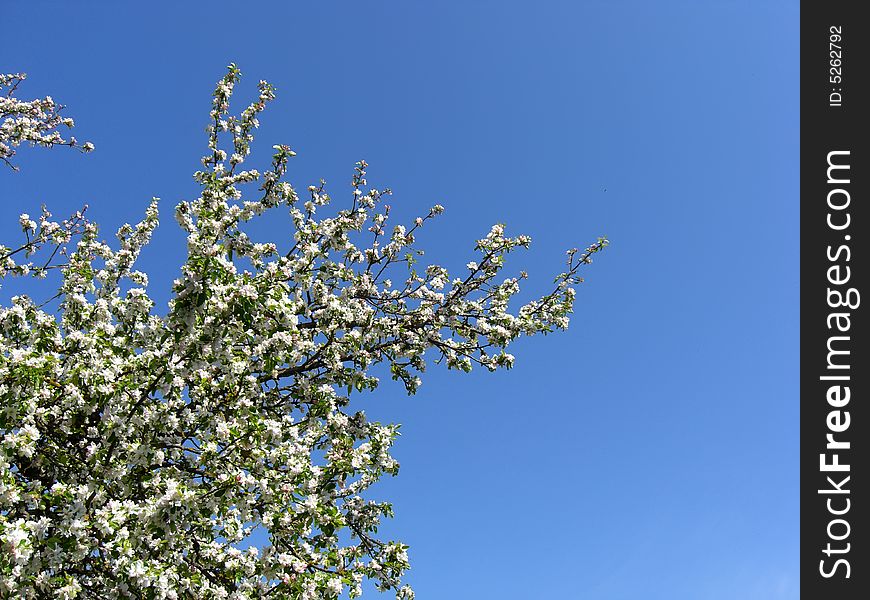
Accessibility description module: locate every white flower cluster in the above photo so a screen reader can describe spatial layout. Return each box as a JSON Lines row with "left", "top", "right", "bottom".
{"left": 0, "top": 73, "right": 93, "bottom": 171}
{"left": 0, "top": 65, "right": 606, "bottom": 599}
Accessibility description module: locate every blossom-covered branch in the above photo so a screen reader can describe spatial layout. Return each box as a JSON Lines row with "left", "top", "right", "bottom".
{"left": 0, "top": 73, "right": 93, "bottom": 171}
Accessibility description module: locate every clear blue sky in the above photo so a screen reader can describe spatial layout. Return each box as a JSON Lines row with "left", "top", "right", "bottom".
{"left": 2, "top": 1, "right": 798, "bottom": 598}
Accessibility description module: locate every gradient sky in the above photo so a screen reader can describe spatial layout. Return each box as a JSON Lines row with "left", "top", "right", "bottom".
{"left": 2, "top": 1, "right": 799, "bottom": 598}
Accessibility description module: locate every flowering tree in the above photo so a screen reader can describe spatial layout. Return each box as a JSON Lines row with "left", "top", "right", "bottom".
{"left": 0, "top": 65, "right": 607, "bottom": 599}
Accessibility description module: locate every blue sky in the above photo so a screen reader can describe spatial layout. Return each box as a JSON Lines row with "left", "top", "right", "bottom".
{"left": 2, "top": 1, "right": 798, "bottom": 598}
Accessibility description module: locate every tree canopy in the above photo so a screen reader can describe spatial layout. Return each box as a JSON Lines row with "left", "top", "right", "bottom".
{"left": 1, "top": 65, "right": 606, "bottom": 599}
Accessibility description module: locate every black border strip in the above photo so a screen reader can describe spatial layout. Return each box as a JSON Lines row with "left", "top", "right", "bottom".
{"left": 801, "top": 3, "right": 868, "bottom": 597}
